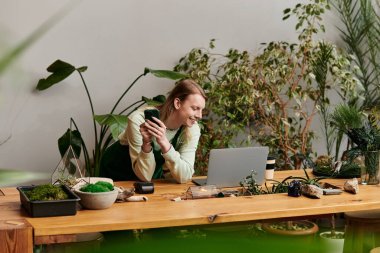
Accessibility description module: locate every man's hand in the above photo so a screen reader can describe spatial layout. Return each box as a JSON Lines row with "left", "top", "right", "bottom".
{"left": 144, "top": 117, "right": 171, "bottom": 153}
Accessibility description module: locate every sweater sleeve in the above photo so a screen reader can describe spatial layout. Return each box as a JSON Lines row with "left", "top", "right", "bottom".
{"left": 162, "top": 124, "right": 200, "bottom": 183}
{"left": 119, "top": 110, "right": 156, "bottom": 182}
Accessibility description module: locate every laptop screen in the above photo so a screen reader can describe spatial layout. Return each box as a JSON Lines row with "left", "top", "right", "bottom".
{"left": 193, "top": 146, "right": 269, "bottom": 187}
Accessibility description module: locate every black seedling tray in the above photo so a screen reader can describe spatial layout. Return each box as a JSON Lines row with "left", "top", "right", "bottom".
{"left": 17, "top": 184, "right": 80, "bottom": 217}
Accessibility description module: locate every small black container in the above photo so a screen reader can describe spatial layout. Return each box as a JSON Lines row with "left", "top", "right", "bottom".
{"left": 17, "top": 184, "right": 80, "bottom": 217}
{"left": 288, "top": 180, "right": 302, "bottom": 197}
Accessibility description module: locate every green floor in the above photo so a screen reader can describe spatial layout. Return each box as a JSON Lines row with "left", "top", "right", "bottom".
{"left": 35, "top": 222, "right": 346, "bottom": 253}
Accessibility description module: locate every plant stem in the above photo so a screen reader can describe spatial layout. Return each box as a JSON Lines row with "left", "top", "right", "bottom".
{"left": 110, "top": 73, "right": 146, "bottom": 114}
{"left": 287, "top": 221, "right": 293, "bottom": 230}
{"left": 118, "top": 100, "right": 145, "bottom": 115}
{"left": 331, "top": 214, "right": 336, "bottom": 236}
{"left": 70, "top": 117, "right": 91, "bottom": 176}
{"left": 77, "top": 70, "right": 98, "bottom": 150}
{"left": 77, "top": 70, "right": 99, "bottom": 175}
{"left": 97, "top": 100, "right": 145, "bottom": 155}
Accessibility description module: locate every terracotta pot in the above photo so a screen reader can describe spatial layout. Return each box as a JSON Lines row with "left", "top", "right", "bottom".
{"left": 262, "top": 220, "right": 319, "bottom": 236}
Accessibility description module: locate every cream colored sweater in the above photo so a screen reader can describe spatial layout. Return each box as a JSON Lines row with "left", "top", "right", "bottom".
{"left": 119, "top": 106, "right": 200, "bottom": 183}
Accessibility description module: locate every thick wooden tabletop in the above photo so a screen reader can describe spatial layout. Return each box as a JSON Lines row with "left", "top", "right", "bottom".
{"left": 1, "top": 170, "right": 380, "bottom": 240}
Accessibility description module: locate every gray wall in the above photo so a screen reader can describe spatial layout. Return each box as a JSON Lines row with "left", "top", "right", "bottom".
{"left": 0, "top": 0, "right": 341, "bottom": 173}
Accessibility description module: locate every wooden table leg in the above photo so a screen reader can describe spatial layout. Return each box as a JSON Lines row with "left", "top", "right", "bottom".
{"left": 0, "top": 219, "right": 33, "bottom": 253}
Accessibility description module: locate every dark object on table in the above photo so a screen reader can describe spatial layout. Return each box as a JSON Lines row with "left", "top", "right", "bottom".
{"left": 17, "top": 184, "right": 80, "bottom": 217}
{"left": 134, "top": 182, "right": 154, "bottom": 194}
{"left": 288, "top": 180, "right": 302, "bottom": 197}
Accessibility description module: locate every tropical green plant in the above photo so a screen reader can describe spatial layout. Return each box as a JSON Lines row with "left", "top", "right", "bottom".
{"left": 330, "top": 105, "right": 380, "bottom": 153}
{"left": 312, "top": 154, "right": 361, "bottom": 178}
{"left": 35, "top": 59, "right": 186, "bottom": 176}
{"left": 240, "top": 170, "right": 289, "bottom": 195}
{"left": 175, "top": 0, "right": 359, "bottom": 171}
{"left": 175, "top": 40, "right": 255, "bottom": 174}
{"left": 250, "top": 0, "right": 360, "bottom": 169}
{"left": 240, "top": 166, "right": 323, "bottom": 196}
{"left": 312, "top": 42, "right": 360, "bottom": 160}
{"left": 331, "top": 104, "right": 380, "bottom": 183}
{"left": 333, "top": 0, "right": 380, "bottom": 111}
{"left": 282, "top": 166, "right": 325, "bottom": 187}
{"left": 331, "top": 0, "right": 380, "bottom": 160}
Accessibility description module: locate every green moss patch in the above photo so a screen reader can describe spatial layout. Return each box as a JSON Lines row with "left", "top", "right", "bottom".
{"left": 80, "top": 181, "right": 114, "bottom": 193}
{"left": 25, "top": 184, "right": 68, "bottom": 201}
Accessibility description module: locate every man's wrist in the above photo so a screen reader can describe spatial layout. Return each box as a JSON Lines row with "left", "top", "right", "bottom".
{"left": 142, "top": 142, "right": 152, "bottom": 153}
{"left": 161, "top": 143, "right": 172, "bottom": 154}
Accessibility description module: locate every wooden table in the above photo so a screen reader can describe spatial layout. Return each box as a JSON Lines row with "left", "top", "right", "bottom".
{"left": 1, "top": 170, "right": 380, "bottom": 253}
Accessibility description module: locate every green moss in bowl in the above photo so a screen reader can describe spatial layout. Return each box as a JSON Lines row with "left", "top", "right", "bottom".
{"left": 80, "top": 181, "right": 114, "bottom": 193}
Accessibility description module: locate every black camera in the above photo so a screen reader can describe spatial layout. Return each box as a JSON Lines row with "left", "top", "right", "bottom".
{"left": 134, "top": 182, "right": 154, "bottom": 194}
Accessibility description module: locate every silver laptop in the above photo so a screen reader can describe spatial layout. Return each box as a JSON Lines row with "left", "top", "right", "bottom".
{"left": 192, "top": 146, "right": 269, "bottom": 187}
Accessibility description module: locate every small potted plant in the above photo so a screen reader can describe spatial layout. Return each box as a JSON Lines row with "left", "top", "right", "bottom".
{"left": 330, "top": 105, "right": 380, "bottom": 184}
{"left": 74, "top": 180, "right": 119, "bottom": 210}
{"left": 319, "top": 215, "right": 345, "bottom": 253}
{"left": 261, "top": 219, "right": 319, "bottom": 253}
{"left": 17, "top": 183, "right": 80, "bottom": 217}
{"left": 312, "top": 154, "right": 361, "bottom": 178}
{"left": 262, "top": 220, "right": 318, "bottom": 236}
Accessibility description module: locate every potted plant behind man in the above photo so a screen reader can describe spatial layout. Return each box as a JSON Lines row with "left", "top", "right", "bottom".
{"left": 174, "top": 0, "right": 360, "bottom": 172}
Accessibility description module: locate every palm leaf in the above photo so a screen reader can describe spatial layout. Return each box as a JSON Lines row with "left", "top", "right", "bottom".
{"left": 333, "top": 0, "right": 380, "bottom": 111}
{"left": 330, "top": 104, "right": 364, "bottom": 131}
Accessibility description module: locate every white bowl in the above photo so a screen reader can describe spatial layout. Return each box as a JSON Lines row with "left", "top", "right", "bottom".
{"left": 75, "top": 187, "right": 118, "bottom": 210}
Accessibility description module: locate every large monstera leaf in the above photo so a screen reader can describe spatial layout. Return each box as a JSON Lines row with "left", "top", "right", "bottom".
{"left": 36, "top": 60, "right": 87, "bottom": 91}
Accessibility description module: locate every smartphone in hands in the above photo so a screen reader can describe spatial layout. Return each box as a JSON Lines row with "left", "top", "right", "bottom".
{"left": 144, "top": 109, "right": 160, "bottom": 123}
